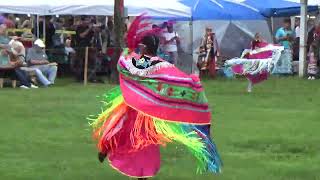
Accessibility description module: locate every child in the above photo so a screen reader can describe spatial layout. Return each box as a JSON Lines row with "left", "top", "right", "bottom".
{"left": 308, "top": 52, "right": 318, "bottom": 80}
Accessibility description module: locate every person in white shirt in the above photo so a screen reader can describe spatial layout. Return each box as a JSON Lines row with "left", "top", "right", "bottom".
{"left": 162, "top": 23, "right": 179, "bottom": 65}
{"left": 293, "top": 18, "right": 300, "bottom": 61}
{"left": 295, "top": 18, "right": 300, "bottom": 38}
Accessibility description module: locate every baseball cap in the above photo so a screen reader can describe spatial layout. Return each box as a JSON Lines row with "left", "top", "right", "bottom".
{"left": 34, "top": 39, "right": 45, "bottom": 48}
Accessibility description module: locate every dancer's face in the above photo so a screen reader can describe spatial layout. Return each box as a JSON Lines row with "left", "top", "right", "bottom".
{"left": 138, "top": 43, "right": 146, "bottom": 54}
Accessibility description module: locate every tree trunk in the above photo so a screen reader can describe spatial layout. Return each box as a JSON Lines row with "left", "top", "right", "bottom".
{"left": 110, "top": 0, "right": 124, "bottom": 83}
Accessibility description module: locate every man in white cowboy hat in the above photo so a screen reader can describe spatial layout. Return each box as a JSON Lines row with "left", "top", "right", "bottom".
{"left": 26, "top": 39, "right": 58, "bottom": 87}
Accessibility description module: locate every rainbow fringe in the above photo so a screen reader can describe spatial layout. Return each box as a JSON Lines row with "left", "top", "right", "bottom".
{"left": 89, "top": 86, "right": 222, "bottom": 174}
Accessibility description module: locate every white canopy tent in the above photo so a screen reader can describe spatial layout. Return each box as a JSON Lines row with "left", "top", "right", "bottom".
{"left": 0, "top": 0, "right": 191, "bottom": 18}
{"left": 0, "top": 0, "right": 48, "bottom": 15}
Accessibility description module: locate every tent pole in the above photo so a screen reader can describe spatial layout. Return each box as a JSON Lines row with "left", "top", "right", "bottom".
{"left": 299, "top": 0, "right": 308, "bottom": 77}
{"left": 43, "top": 16, "right": 46, "bottom": 44}
{"left": 36, "top": 15, "right": 40, "bottom": 39}
{"left": 271, "top": 17, "right": 274, "bottom": 42}
{"left": 84, "top": 47, "right": 89, "bottom": 86}
{"left": 190, "top": 20, "right": 194, "bottom": 74}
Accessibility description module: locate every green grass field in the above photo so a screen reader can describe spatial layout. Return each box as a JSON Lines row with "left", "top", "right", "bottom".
{"left": 0, "top": 77, "right": 319, "bottom": 180}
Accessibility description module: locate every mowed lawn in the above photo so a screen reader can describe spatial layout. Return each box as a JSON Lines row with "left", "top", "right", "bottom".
{"left": 0, "top": 77, "right": 319, "bottom": 180}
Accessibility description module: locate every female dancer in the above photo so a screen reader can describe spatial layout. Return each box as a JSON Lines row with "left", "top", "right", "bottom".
{"left": 89, "top": 16, "right": 222, "bottom": 179}
{"left": 225, "top": 33, "right": 284, "bottom": 92}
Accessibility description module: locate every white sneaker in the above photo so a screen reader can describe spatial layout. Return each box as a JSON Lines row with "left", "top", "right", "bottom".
{"left": 30, "top": 84, "right": 39, "bottom": 89}
{"left": 311, "top": 76, "right": 315, "bottom": 80}
{"left": 20, "top": 85, "right": 30, "bottom": 89}
{"left": 308, "top": 76, "right": 312, "bottom": 80}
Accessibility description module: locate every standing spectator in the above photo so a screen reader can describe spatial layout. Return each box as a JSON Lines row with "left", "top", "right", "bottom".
{"left": 197, "top": 27, "right": 219, "bottom": 78}
{"left": 32, "top": 17, "right": 44, "bottom": 39}
{"left": 51, "top": 18, "right": 64, "bottom": 48}
{"left": 76, "top": 16, "right": 94, "bottom": 47}
{"left": 276, "top": 19, "right": 294, "bottom": 49}
{"left": 308, "top": 23, "right": 320, "bottom": 80}
{"left": 295, "top": 18, "right": 300, "bottom": 39}
{"left": 273, "top": 19, "right": 294, "bottom": 74}
{"left": 73, "top": 16, "right": 94, "bottom": 82}
{"left": 20, "top": 20, "right": 34, "bottom": 40}
{"left": 152, "top": 24, "right": 169, "bottom": 62}
{"left": 161, "top": 22, "right": 168, "bottom": 31}
{"left": 106, "top": 17, "right": 115, "bottom": 47}
{"left": 92, "top": 23, "right": 103, "bottom": 51}
{"left": 162, "top": 23, "right": 179, "bottom": 65}
{"left": 46, "top": 17, "right": 57, "bottom": 48}
{"left": 26, "top": 39, "right": 57, "bottom": 87}
{"left": 307, "top": 23, "right": 318, "bottom": 53}
{"left": 90, "top": 22, "right": 105, "bottom": 83}
{"left": 293, "top": 18, "right": 300, "bottom": 61}
{"left": 7, "top": 14, "right": 16, "bottom": 28}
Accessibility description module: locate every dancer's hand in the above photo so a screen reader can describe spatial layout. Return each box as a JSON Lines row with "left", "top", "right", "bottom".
{"left": 98, "top": 152, "right": 107, "bottom": 163}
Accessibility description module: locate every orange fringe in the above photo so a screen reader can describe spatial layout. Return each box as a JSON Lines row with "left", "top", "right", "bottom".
{"left": 95, "top": 105, "right": 173, "bottom": 153}
{"left": 93, "top": 103, "right": 127, "bottom": 139}
{"left": 95, "top": 103, "right": 128, "bottom": 153}
{"left": 130, "top": 112, "right": 170, "bottom": 150}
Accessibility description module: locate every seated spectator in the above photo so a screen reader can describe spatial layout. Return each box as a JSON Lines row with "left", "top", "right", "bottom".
{"left": 26, "top": 39, "right": 58, "bottom": 87}
{"left": 8, "top": 39, "right": 38, "bottom": 89}
{"left": 0, "top": 23, "right": 17, "bottom": 88}
{"left": 0, "top": 23, "right": 10, "bottom": 65}
{"left": 0, "top": 27, "right": 15, "bottom": 87}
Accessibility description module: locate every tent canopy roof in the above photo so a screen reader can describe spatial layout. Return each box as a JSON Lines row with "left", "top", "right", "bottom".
{"left": 181, "top": 0, "right": 265, "bottom": 20}
{"left": 0, "top": 0, "right": 191, "bottom": 19}
{"left": 243, "top": 0, "right": 319, "bottom": 17}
